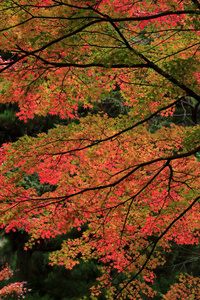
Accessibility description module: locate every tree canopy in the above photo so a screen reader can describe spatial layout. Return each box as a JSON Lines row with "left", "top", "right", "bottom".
{"left": 0, "top": 0, "right": 200, "bottom": 299}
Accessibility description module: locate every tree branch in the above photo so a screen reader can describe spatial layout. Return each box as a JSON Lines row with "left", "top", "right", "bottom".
{"left": 114, "top": 195, "right": 200, "bottom": 299}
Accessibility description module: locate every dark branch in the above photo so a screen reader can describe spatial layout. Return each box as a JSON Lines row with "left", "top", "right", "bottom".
{"left": 114, "top": 195, "right": 200, "bottom": 299}
{"left": 21, "top": 145, "right": 200, "bottom": 205}
{"left": 43, "top": 98, "right": 182, "bottom": 156}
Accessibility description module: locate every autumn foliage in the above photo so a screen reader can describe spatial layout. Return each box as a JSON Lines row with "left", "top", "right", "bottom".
{"left": 0, "top": 0, "right": 200, "bottom": 298}
{"left": 0, "top": 265, "right": 26, "bottom": 298}
{"left": 163, "top": 274, "right": 200, "bottom": 300}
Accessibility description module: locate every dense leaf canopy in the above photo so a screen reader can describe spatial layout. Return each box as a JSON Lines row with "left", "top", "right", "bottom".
{"left": 0, "top": 0, "right": 200, "bottom": 298}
